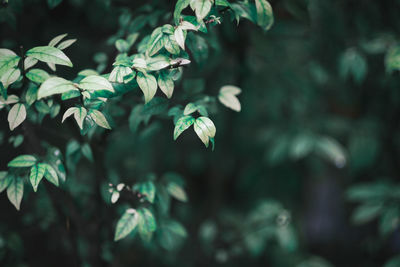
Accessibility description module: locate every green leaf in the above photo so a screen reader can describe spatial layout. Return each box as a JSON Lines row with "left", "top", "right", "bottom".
{"left": 61, "top": 90, "right": 80, "bottom": 100}
{"left": 26, "top": 68, "right": 50, "bottom": 84}
{"left": 194, "top": 0, "right": 213, "bottom": 21}
{"left": 25, "top": 85, "right": 38, "bottom": 105}
{"left": 114, "top": 209, "right": 139, "bottom": 241}
{"left": 42, "top": 163, "right": 59, "bottom": 186}
{"left": 0, "top": 171, "right": 10, "bottom": 193}
{"left": 351, "top": 202, "right": 383, "bottom": 225}
{"left": 315, "top": 137, "right": 346, "bottom": 168}
{"left": 183, "top": 103, "right": 198, "bottom": 115}
{"left": 30, "top": 163, "right": 46, "bottom": 192}
{"left": 133, "top": 181, "right": 156, "bottom": 203}
{"left": 194, "top": 116, "right": 216, "bottom": 147}
{"left": 37, "top": 77, "right": 78, "bottom": 99}
{"left": 24, "top": 57, "right": 38, "bottom": 70}
{"left": 109, "top": 66, "right": 133, "bottom": 83}
{"left": 115, "top": 39, "right": 130, "bottom": 53}
{"left": 35, "top": 100, "right": 50, "bottom": 114}
{"left": 89, "top": 109, "right": 111, "bottom": 129}
{"left": 79, "top": 75, "right": 114, "bottom": 93}
{"left": 136, "top": 72, "right": 157, "bottom": 103}
{"left": 173, "top": 115, "right": 195, "bottom": 140}
{"left": 158, "top": 71, "right": 174, "bottom": 98}
{"left": 164, "top": 35, "right": 181, "bottom": 55}
{"left": 0, "top": 82, "right": 6, "bottom": 100}
{"left": 142, "top": 97, "right": 169, "bottom": 116}
{"left": 146, "top": 55, "right": 170, "bottom": 71}
{"left": 174, "top": 0, "right": 191, "bottom": 25}
{"left": 218, "top": 85, "right": 241, "bottom": 112}
{"left": 8, "top": 103, "right": 26, "bottom": 131}
{"left": 78, "top": 69, "right": 99, "bottom": 77}
{"left": 62, "top": 107, "right": 78, "bottom": 123}
{"left": 48, "top": 33, "right": 68, "bottom": 47}
{"left": 385, "top": 45, "right": 400, "bottom": 72}
{"left": 74, "top": 107, "right": 87, "bottom": 130}
{"left": 379, "top": 207, "right": 399, "bottom": 236}
{"left": 0, "top": 54, "right": 20, "bottom": 77}
{"left": 26, "top": 46, "right": 73, "bottom": 67}
{"left": 255, "top": 0, "right": 274, "bottom": 31}
{"left": 7, "top": 176, "right": 24, "bottom": 210}
{"left": 166, "top": 182, "right": 187, "bottom": 202}
{"left": 174, "top": 27, "right": 186, "bottom": 50}
{"left": 47, "top": 0, "right": 63, "bottom": 8}
{"left": 8, "top": 154, "right": 37, "bottom": 168}
{"left": 138, "top": 208, "right": 157, "bottom": 240}
{"left": 57, "top": 39, "right": 77, "bottom": 50}
{"left": 146, "top": 27, "right": 165, "bottom": 57}
{"left": 81, "top": 143, "right": 94, "bottom": 162}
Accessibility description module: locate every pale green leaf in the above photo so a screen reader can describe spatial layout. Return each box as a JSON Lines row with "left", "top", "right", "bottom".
{"left": 146, "top": 55, "right": 170, "bottom": 71}
{"left": 8, "top": 103, "right": 26, "bottom": 131}
{"left": 37, "top": 77, "right": 78, "bottom": 99}
{"left": 30, "top": 163, "right": 46, "bottom": 192}
{"left": 0, "top": 171, "right": 10, "bottom": 193}
{"left": 183, "top": 103, "right": 198, "bottom": 115}
{"left": 166, "top": 182, "right": 187, "bottom": 202}
{"left": 57, "top": 39, "right": 76, "bottom": 50}
{"left": 26, "top": 46, "right": 73, "bottom": 67}
{"left": 158, "top": 71, "right": 174, "bottom": 98}
{"left": 62, "top": 107, "right": 78, "bottom": 123}
{"left": 164, "top": 35, "right": 181, "bottom": 55}
{"left": 194, "top": 116, "right": 216, "bottom": 147}
{"left": 1, "top": 67, "right": 21, "bottom": 88}
{"left": 173, "top": 115, "right": 195, "bottom": 140}
{"left": 24, "top": 57, "right": 38, "bottom": 70}
{"left": 174, "top": 0, "right": 191, "bottom": 25}
{"left": 26, "top": 68, "right": 50, "bottom": 84}
{"left": 0, "top": 54, "right": 20, "bottom": 77}
{"left": 8, "top": 154, "right": 37, "bottom": 167}
{"left": 255, "top": 0, "right": 274, "bottom": 31}
{"left": 79, "top": 75, "right": 114, "bottom": 92}
{"left": 7, "top": 177, "right": 24, "bottom": 210}
{"left": 194, "top": 0, "right": 212, "bottom": 21}
{"left": 138, "top": 208, "right": 157, "bottom": 240}
{"left": 89, "top": 109, "right": 111, "bottom": 129}
{"left": 109, "top": 66, "right": 133, "bottom": 83}
{"left": 48, "top": 33, "right": 68, "bottom": 47}
{"left": 43, "top": 163, "right": 59, "bottom": 186}
{"left": 136, "top": 72, "right": 157, "bottom": 103}
{"left": 74, "top": 107, "right": 87, "bottom": 129}
{"left": 174, "top": 27, "right": 185, "bottom": 50}
{"left": 146, "top": 27, "right": 165, "bottom": 57}
{"left": 114, "top": 209, "right": 139, "bottom": 241}
{"left": 133, "top": 181, "right": 156, "bottom": 203}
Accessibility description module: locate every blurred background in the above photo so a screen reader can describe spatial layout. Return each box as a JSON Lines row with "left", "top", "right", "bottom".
{"left": 1, "top": 0, "right": 400, "bottom": 266}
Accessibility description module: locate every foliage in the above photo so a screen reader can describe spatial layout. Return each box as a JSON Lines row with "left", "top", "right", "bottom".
{"left": 0, "top": 0, "right": 399, "bottom": 266}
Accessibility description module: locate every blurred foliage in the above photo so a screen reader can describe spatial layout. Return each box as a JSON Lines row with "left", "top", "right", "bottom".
{"left": 0, "top": 0, "right": 400, "bottom": 266}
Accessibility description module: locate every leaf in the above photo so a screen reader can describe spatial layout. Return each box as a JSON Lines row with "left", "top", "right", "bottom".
{"left": 26, "top": 46, "right": 73, "bottom": 67}
{"left": 61, "top": 90, "right": 80, "bottom": 100}
{"left": 194, "top": 0, "right": 212, "bottom": 21}
{"left": 0, "top": 49, "right": 16, "bottom": 57}
{"left": 24, "top": 57, "right": 38, "bottom": 70}
{"left": 7, "top": 176, "right": 24, "bottom": 210}
{"left": 166, "top": 182, "right": 187, "bottom": 202}
{"left": 218, "top": 85, "right": 241, "bottom": 112}
{"left": 74, "top": 107, "right": 87, "bottom": 129}
{"left": 194, "top": 116, "right": 216, "bottom": 147}
{"left": 26, "top": 68, "right": 50, "bottom": 84}
{"left": 1, "top": 67, "right": 20, "bottom": 88}
{"left": 57, "top": 39, "right": 77, "bottom": 50}
{"left": 8, "top": 154, "right": 37, "bottom": 167}
{"left": 30, "top": 163, "right": 46, "bottom": 192}
{"left": 89, "top": 109, "right": 111, "bottom": 129}
{"left": 351, "top": 202, "right": 383, "bottom": 225}
{"left": 138, "top": 208, "right": 157, "bottom": 239}
{"left": 62, "top": 107, "right": 78, "bottom": 123}
{"left": 158, "top": 71, "right": 174, "bottom": 98}
{"left": 174, "top": 27, "right": 185, "bottom": 50}
{"left": 79, "top": 75, "right": 114, "bottom": 93}
{"left": 42, "top": 163, "right": 59, "bottom": 186}
{"left": 115, "top": 39, "right": 130, "bottom": 53}
{"left": 315, "top": 137, "right": 346, "bottom": 168}
{"left": 146, "top": 27, "right": 165, "bottom": 57}
{"left": 183, "top": 103, "right": 198, "bottom": 115}
{"left": 136, "top": 72, "right": 157, "bottom": 103}
{"left": 37, "top": 77, "right": 78, "bottom": 99}
{"left": 111, "top": 191, "right": 120, "bottom": 204}
{"left": 24, "top": 85, "right": 37, "bottom": 106}
{"left": 385, "top": 45, "right": 400, "bottom": 72}
{"left": 132, "top": 58, "right": 147, "bottom": 69}
{"left": 180, "top": 21, "right": 198, "bottom": 31}
{"left": 142, "top": 97, "right": 169, "bottom": 116}
{"left": 8, "top": 103, "right": 26, "bottom": 131}
{"left": 48, "top": 33, "right": 68, "bottom": 47}
{"left": 0, "top": 54, "right": 20, "bottom": 77}
{"left": 78, "top": 69, "right": 99, "bottom": 77}
{"left": 0, "top": 171, "right": 10, "bottom": 193}
{"left": 0, "top": 82, "right": 6, "bottom": 100}
{"left": 114, "top": 209, "right": 139, "bottom": 241}
{"left": 164, "top": 35, "right": 181, "bottom": 55}
{"left": 146, "top": 55, "right": 170, "bottom": 71}
{"left": 174, "top": 0, "right": 191, "bottom": 25}
{"left": 81, "top": 143, "right": 94, "bottom": 162}
{"left": 173, "top": 115, "right": 195, "bottom": 140}
{"left": 255, "top": 0, "right": 274, "bottom": 31}
{"left": 133, "top": 181, "right": 156, "bottom": 203}
{"left": 109, "top": 66, "right": 133, "bottom": 83}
